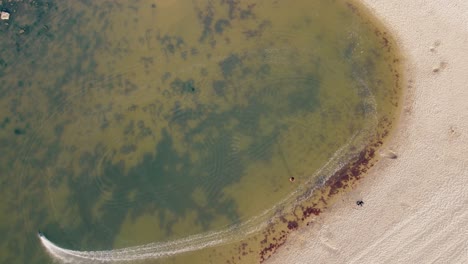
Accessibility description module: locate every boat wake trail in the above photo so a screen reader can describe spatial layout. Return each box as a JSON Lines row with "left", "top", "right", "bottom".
{"left": 38, "top": 218, "right": 262, "bottom": 264}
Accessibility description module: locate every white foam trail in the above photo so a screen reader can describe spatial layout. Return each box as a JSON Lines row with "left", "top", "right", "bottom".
{"left": 39, "top": 202, "right": 277, "bottom": 264}
{"left": 39, "top": 218, "right": 262, "bottom": 263}
{"left": 39, "top": 232, "right": 226, "bottom": 263}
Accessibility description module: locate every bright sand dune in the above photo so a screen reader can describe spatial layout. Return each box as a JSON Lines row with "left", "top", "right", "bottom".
{"left": 268, "top": 0, "right": 468, "bottom": 263}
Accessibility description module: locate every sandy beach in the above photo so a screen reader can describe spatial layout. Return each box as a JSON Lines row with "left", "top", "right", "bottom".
{"left": 268, "top": 0, "right": 468, "bottom": 263}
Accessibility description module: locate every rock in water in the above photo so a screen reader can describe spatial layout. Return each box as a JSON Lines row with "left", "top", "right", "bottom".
{"left": 0, "top": 11, "right": 10, "bottom": 20}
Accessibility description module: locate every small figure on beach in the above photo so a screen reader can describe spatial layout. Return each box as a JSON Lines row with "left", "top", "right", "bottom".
{"left": 356, "top": 200, "right": 364, "bottom": 206}
{"left": 289, "top": 177, "right": 295, "bottom": 183}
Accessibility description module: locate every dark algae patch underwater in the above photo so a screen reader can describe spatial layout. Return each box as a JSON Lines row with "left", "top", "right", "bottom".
{"left": 0, "top": 0, "right": 402, "bottom": 263}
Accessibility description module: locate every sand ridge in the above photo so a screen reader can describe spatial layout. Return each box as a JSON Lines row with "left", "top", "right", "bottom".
{"left": 268, "top": 0, "right": 468, "bottom": 263}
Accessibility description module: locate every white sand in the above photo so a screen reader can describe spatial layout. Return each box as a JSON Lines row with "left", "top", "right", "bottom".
{"left": 268, "top": 0, "right": 468, "bottom": 263}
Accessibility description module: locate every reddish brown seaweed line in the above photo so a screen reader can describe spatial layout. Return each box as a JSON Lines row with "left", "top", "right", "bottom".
{"left": 259, "top": 230, "right": 287, "bottom": 263}
{"left": 257, "top": 138, "right": 384, "bottom": 263}
{"left": 346, "top": 2, "right": 360, "bottom": 15}
{"left": 287, "top": 221, "right": 298, "bottom": 230}
{"left": 348, "top": 1, "right": 395, "bottom": 52}
{"left": 256, "top": 120, "right": 392, "bottom": 263}
{"left": 301, "top": 207, "right": 321, "bottom": 221}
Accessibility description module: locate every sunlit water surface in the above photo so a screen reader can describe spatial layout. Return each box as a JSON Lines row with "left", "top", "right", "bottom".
{"left": 0, "top": 0, "right": 401, "bottom": 263}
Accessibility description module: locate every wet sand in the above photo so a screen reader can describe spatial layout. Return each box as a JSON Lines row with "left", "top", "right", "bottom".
{"left": 268, "top": 0, "right": 468, "bottom": 263}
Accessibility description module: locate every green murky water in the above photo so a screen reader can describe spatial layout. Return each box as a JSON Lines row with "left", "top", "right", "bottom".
{"left": 0, "top": 0, "right": 401, "bottom": 263}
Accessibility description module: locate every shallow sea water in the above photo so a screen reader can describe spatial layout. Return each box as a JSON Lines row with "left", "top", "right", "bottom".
{"left": 0, "top": 0, "right": 401, "bottom": 263}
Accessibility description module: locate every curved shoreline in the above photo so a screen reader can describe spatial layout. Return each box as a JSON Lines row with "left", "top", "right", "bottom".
{"left": 268, "top": 0, "right": 468, "bottom": 263}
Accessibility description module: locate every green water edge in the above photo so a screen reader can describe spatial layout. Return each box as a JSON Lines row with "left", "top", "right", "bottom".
{"left": 0, "top": 0, "right": 402, "bottom": 263}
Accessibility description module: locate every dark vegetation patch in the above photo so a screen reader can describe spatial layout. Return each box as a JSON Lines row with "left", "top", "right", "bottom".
{"left": 180, "top": 50, "right": 188, "bottom": 60}
{"left": 214, "top": 19, "right": 230, "bottom": 34}
{"left": 170, "top": 78, "right": 197, "bottom": 94}
{"left": 120, "top": 144, "right": 137, "bottom": 154}
{"left": 54, "top": 121, "right": 70, "bottom": 138}
{"left": 200, "top": 67, "right": 208, "bottom": 76}
{"left": 243, "top": 20, "right": 271, "bottom": 39}
{"left": 239, "top": 8, "right": 253, "bottom": 20}
{"left": 156, "top": 33, "right": 185, "bottom": 55}
{"left": 123, "top": 120, "right": 135, "bottom": 136}
{"left": 162, "top": 72, "right": 171, "bottom": 82}
{"left": 195, "top": 1, "right": 257, "bottom": 42}
{"left": 219, "top": 53, "right": 242, "bottom": 77}
{"left": 100, "top": 117, "right": 110, "bottom": 130}
{"left": 194, "top": 2, "right": 215, "bottom": 42}
{"left": 140, "top": 56, "right": 154, "bottom": 68}
{"left": 137, "top": 120, "right": 152, "bottom": 137}
{"left": 287, "top": 76, "right": 321, "bottom": 114}
{"left": 123, "top": 79, "right": 139, "bottom": 95}
{"left": 256, "top": 64, "right": 271, "bottom": 77}
{"left": 212, "top": 80, "right": 227, "bottom": 96}
{"left": 241, "top": 67, "right": 252, "bottom": 77}
{"left": 13, "top": 128, "right": 25, "bottom": 135}
{"left": 221, "top": 0, "right": 239, "bottom": 19}
{"left": 220, "top": 0, "right": 257, "bottom": 20}
{"left": 355, "top": 101, "right": 376, "bottom": 117}
{"left": 114, "top": 113, "right": 124, "bottom": 123}
{"left": 0, "top": 117, "right": 10, "bottom": 129}
{"left": 0, "top": 0, "right": 60, "bottom": 77}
